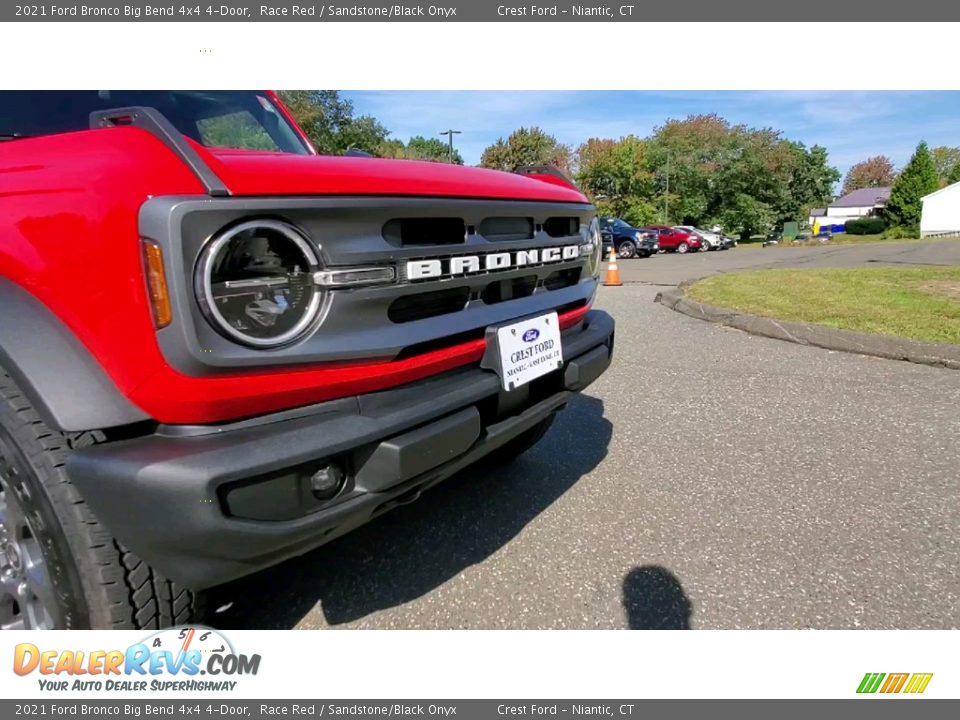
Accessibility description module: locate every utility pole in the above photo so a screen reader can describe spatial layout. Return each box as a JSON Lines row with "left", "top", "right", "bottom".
{"left": 439, "top": 129, "right": 461, "bottom": 162}
{"left": 664, "top": 153, "right": 670, "bottom": 223}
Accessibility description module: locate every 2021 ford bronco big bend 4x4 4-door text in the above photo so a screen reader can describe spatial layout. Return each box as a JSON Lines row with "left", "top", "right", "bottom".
{"left": 0, "top": 91, "right": 614, "bottom": 629}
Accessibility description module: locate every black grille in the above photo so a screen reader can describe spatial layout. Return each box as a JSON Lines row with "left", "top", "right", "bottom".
{"left": 543, "top": 216, "right": 580, "bottom": 238}
{"left": 383, "top": 217, "right": 466, "bottom": 246}
{"left": 481, "top": 275, "right": 538, "bottom": 305}
{"left": 544, "top": 267, "right": 582, "bottom": 291}
{"left": 478, "top": 217, "right": 534, "bottom": 242}
{"left": 388, "top": 287, "right": 470, "bottom": 323}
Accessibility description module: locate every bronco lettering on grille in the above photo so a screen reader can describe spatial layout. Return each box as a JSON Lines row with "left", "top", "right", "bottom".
{"left": 407, "top": 245, "right": 581, "bottom": 281}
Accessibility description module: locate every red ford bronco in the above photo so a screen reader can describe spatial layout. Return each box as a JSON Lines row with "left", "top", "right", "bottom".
{"left": 0, "top": 91, "right": 614, "bottom": 629}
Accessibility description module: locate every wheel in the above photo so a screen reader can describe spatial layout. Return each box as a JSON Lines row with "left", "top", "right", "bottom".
{"left": 677, "top": 242, "right": 689, "bottom": 254}
{"left": 617, "top": 240, "right": 637, "bottom": 259}
{"left": 0, "top": 370, "right": 204, "bottom": 629}
{"left": 483, "top": 415, "right": 555, "bottom": 466}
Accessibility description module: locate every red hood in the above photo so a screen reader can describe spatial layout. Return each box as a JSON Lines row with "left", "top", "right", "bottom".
{"left": 197, "top": 148, "right": 588, "bottom": 204}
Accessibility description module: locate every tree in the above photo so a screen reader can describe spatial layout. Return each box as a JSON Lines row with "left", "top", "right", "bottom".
{"left": 377, "top": 135, "right": 463, "bottom": 163}
{"left": 572, "top": 115, "right": 837, "bottom": 236}
{"left": 575, "top": 136, "right": 655, "bottom": 223}
{"left": 711, "top": 126, "right": 836, "bottom": 237}
{"left": 718, "top": 194, "right": 776, "bottom": 240}
{"left": 480, "top": 127, "right": 571, "bottom": 172}
{"left": 930, "top": 146, "right": 960, "bottom": 185}
{"left": 277, "top": 90, "right": 389, "bottom": 155}
{"left": 884, "top": 141, "right": 939, "bottom": 231}
{"left": 647, "top": 114, "right": 737, "bottom": 225}
{"left": 841, "top": 155, "right": 896, "bottom": 195}
{"left": 402, "top": 136, "right": 463, "bottom": 163}
{"left": 785, "top": 142, "right": 840, "bottom": 225}
{"left": 948, "top": 161, "right": 960, "bottom": 186}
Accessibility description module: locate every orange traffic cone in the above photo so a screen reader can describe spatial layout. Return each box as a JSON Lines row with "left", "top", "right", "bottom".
{"left": 603, "top": 248, "right": 622, "bottom": 287}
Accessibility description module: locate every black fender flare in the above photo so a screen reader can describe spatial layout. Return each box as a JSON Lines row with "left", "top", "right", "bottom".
{"left": 0, "top": 279, "right": 150, "bottom": 432}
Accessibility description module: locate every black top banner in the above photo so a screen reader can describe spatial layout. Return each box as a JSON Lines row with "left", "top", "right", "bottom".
{"left": 4, "top": 0, "right": 958, "bottom": 21}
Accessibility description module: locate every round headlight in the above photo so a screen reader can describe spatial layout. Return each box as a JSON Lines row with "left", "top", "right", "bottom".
{"left": 195, "top": 219, "right": 324, "bottom": 348}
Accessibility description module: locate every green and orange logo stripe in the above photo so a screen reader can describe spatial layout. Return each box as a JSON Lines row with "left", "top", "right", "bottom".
{"left": 857, "top": 672, "right": 933, "bottom": 694}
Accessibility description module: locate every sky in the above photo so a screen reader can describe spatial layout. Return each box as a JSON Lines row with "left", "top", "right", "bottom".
{"left": 343, "top": 91, "right": 960, "bottom": 181}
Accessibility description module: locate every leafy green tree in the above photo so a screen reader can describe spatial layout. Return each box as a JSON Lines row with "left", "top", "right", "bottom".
{"left": 278, "top": 90, "right": 389, "bottom": 155}
{"left": 719, "top": 194, "right": 776, "bottom": 240}
{"left": 930, "top": 146, "right": 960, "bottom": 185}
{"left": 377, "top": 135, "right": 463, "bottom": 163}
{"left": 841, "top": 155, "right": 896, "bottom": 195}
{"left": 885, "top": 141, "right": 939, "bottom": 231}
{"left": 785, "top": 143, "right": 840, "bottom": 224}
{"left": 480, "top": 127, "right": 571, "bottom": 172}
{"left": 647, "top": 114, "right": 736, "bottom": 225}
{"left": 713, "top": 126, "right": 794, "bottom": 237}
{"left": 377, "top": 136, "right": 464, "bottom": 163}
{"left": 948, "top": 161, "right": 960, "bottom": 185}
{"left": 575, "top": 136, "right": 654, "bottom": 220}
{"left": 376, "top": 138, "right": 408, "bottom": 158}
{"left": 574, "top": 114, "right": 837, "bottom": 236}
{"left": 621, "top": 198, "right": 660, "bottom": 228}
{"left": 407, "top": 136, "right": 464, "bottom": 163}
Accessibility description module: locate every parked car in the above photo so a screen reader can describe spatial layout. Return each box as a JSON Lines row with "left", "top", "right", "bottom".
{"left": 643, "top": 225, "right": 702, "bottom": 253}
{"left": 676, "top": 226, "right": 722, "bottom": 251}
{"left": 600, "top": 217, "right": 659, "bottom": 258}
{"left": 719, "top": 235, "right": 738, "bottom": 250}
{"left": 0, "top": 90, "right": 615, "bottom": 629}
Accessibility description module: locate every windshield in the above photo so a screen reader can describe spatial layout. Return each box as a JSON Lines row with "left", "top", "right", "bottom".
{"left": 0, "top": 91, "right": 312, "bottom": 155}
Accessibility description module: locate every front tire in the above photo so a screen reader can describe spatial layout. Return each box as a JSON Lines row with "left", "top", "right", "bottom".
{"left": 0, "top": 371, "right": 203, "bottom": 629}
{"left": 617, "top": 240, "right": 637, "bottom": 259}
{"left": 677, "top": 242, "right": 689, "bottom": 254}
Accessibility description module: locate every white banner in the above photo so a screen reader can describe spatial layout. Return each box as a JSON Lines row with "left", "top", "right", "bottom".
{"left": 2, "top": 629, "right": 954, "bottom": 699}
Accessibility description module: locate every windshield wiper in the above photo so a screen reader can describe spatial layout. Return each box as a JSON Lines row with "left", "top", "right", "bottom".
{"left": 0, "top": 133, "right": 29, "bottom": 141}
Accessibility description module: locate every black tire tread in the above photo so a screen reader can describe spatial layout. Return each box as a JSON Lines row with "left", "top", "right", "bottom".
{"left": 0, "top": 370, "right": 202, "bottom": 629}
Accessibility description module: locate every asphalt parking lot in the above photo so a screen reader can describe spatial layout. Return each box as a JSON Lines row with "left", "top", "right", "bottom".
{"left": 215, "top": 241, "right": 960, "bottom": 630}
{"left": 615, "top": 238, "right": 960, "bottom": 286}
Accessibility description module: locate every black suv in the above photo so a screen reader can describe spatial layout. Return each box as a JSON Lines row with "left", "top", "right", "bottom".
{"left": 600, "top": 217, "right": 659, "bottom": 258}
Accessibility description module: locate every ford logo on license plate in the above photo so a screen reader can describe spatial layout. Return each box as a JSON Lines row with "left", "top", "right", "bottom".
{"left": 522, "top": 328, "right": 540, "bottom": 343}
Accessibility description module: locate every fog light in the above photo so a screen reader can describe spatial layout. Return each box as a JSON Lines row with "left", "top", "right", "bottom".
{"left": 310, "top": 463, "right": 345, "bottom": 500}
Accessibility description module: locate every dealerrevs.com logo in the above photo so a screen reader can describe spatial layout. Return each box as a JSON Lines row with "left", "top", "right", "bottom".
{"left": 13, "top": 627, "right": 260, "bottom": 692}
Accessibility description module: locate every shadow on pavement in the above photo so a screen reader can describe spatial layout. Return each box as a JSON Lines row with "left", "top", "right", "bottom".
{"left": 211, "top": 394, "right": 612, "bottom": 629}
{"left": 622, "top": 566, "right": 692, "bottom": 629}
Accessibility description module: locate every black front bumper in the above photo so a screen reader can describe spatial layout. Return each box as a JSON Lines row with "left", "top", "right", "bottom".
{"left": 67, "top": 310, "right": 614, "bottom": 590}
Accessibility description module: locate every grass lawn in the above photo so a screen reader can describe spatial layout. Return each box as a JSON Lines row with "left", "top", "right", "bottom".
{"left": 686, "top": 266, "right": 960, "bottom": 345}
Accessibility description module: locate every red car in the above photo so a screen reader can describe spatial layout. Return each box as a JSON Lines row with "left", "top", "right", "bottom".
{"left": 642, "top": 225, "right": 702, "bottom": 253}
{"left": 0, "top": 90, "right": 614, "bottom": 629}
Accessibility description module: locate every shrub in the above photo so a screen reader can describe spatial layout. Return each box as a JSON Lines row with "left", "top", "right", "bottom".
{"left": 881, "top": 225, "right": 919, "bottom": 240}
{"left": 845, "top": 217, "right": 887, "bottom": 235}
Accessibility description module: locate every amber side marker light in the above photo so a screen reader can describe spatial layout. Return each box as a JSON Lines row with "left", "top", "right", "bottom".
{"left": 142, "top": 239, "right": 172, "bottom": 329}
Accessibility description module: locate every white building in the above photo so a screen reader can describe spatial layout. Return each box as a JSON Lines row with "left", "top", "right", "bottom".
{"left": 808, "top": 187, "right": 891, "bottom": 228}
{"left": 920, "top": 182, "right": 960, "bottom": 237}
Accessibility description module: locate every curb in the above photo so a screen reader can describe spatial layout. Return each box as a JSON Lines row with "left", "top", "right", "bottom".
{"left": 655, "top": 286, "right": 960, "bottom": 371}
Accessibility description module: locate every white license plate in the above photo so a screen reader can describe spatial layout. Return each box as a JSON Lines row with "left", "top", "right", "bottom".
{"left": 495, "top": 312, "right": 563, "bottom": 391}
